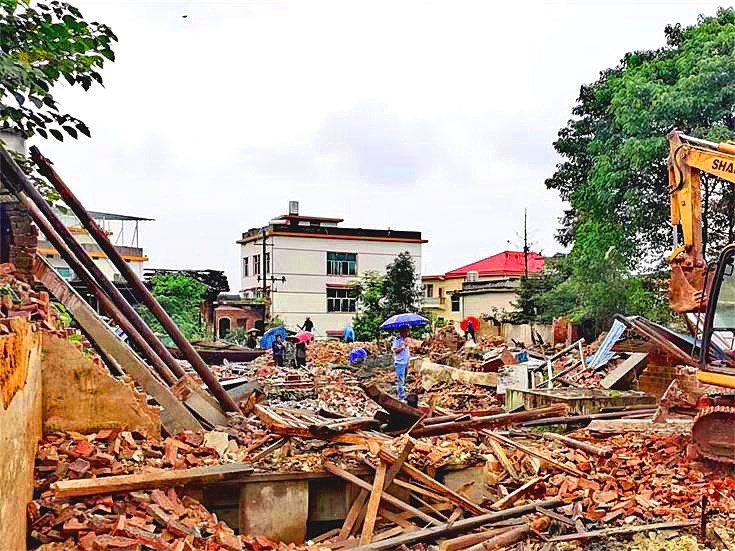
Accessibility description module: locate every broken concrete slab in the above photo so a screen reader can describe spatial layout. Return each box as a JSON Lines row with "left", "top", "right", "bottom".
{"left": 600, "top": 352, "right": 648, "bottom": 390}
{"left": 504, "top": 387, "right": 655, "bottom": 415}
{"left": 418, "top": 358, "right": 498, "bottom": 389}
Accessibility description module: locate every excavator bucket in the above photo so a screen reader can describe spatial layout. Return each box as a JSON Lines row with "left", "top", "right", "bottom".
{"left": 669, "top": 264, "right": 706, "bottom": 313}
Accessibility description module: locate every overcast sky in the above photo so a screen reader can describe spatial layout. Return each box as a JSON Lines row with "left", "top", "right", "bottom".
{"left": 38, "top": 0, "right": 726, "bottom": 288}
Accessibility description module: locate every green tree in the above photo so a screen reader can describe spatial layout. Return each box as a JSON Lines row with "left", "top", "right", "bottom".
{"left": 0, "top": 0, "right": 117, "bottom": 140}
{"left": 138, "top": 274, "right": 207, "bottom": 346}
{"left": 352, "top": 271, "right": 384, "bottom": 341}
{"left": 382, "top": 251, "right": 422, "bottom": 316}
{"left": 544, "top": 8, "right": 735, "bottom": 330}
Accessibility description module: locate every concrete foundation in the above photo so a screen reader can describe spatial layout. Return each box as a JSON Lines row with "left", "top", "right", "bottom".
{"left": 505, "top": 387, "right": 655, "bottom": 415}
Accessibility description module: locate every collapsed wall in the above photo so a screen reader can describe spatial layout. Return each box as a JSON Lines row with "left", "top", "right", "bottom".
{"left": 0, "top": 317, "right": 43, "bottom": 550}
{"left": 41, "top": 332, "right": 161, "bottom": 435}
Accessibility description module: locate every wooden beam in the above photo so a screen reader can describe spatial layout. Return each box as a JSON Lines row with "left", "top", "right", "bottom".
{"left": 378, "top": 449, "right": 488, "bottom": 515}
{"left": 549, "top": 520, "right": 697, "bottom": 542}
{"left": 347, "top": 498, "right": 565, "bottom": 551}
{"left": 483, "top": 432, "right": 585, "bottom": 477}
{"left": 438, "top": 527, "right": 511, "bottom": 551}
{"left": 464, "top": 524, "right": 530, "bottom": 551}
{"left": 51, "top": 463, "right": 253, "bottom": 498}
{"left": 361, "top": 461, "right": 387, "bottom": 544}
{"left": 490, "top": 477, "right": 541, "bottom": 510}
{"left": 539, "top": 432, "right": 613, "bottom": 457}
{"left": 407, "top": 405, "right": 569, "bottom": 438}
{"left": 323, "top": 462, "right": 443, "bottom": 527}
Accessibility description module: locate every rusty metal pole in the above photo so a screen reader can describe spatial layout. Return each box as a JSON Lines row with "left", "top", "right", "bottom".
{"left": 31, "top": 147, "right": 240, "bottom": 412}
{"left": 25, "top": 201, "right": 178, "bottom": 385}
{"left": 0, "top": 147, "right": 186, "bottom": 383}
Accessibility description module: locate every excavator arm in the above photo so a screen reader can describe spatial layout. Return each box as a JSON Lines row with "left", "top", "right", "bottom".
{"left": 667, "top": 130, "right": 735, "bottom": 312}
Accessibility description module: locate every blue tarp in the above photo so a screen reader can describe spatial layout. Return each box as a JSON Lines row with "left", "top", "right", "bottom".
{"left": 587, "top": 319, "right": 627, "bottom": 370}
{"left": 349, "top": 347, "right": 368, "bottom": 363}
{"left": 260, "top": 326, "right": 288, "bottom": 349}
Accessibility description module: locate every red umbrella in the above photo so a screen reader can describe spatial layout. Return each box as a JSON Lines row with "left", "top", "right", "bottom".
{"left": 460, "top": 316, "right": 481, "bottom": 332}
{"left": 294, "top": 330, "right": 314, "bottom": 343}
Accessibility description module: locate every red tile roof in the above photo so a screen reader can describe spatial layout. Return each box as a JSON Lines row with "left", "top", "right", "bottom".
{"left": 444, "top": 250, "right": 545, "bottom": 278}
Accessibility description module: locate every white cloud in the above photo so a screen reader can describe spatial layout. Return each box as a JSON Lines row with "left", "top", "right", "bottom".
{"left": 36, "top": 0, "right": 726, "bottom": 287}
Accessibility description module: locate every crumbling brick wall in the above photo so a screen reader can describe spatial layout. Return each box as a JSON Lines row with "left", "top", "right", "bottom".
{"left": 637, "top": 350, "right": 695, "bottom": 398}
{"left": 5, "top": 202, "right": 38, "bottom": 283}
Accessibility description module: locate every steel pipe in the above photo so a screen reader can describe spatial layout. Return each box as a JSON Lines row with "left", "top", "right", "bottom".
{"left": 0, "top": 147, "right": 185, "bottom": 383}
{"left": 30, "top": 146, "right": 240, "bottom": 412}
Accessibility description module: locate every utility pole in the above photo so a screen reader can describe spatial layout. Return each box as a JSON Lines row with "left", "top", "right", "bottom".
{"left": 523, "top": 208, "right": 529, "bottom": 278}
{"left": 261, "top": 228, "right": 268, "bottom": 321}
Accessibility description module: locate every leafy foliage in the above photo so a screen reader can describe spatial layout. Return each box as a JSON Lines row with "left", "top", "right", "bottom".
{"left": 382, "top": 251, "right": 423, "bottom": 316}
{"left": 352, "top": 271, "right": 385, "bottom": 341}
{"left": 352, "top": 252, "right": 423, "bottom": 340}
{"left": 0, "top": 0, "right": 117, "bottom": 140}
{"left": 138, "top": 274, "right": 207, "bottom": 346}
{"left": 543, "top": 8, "right": 735, "bottom": 330}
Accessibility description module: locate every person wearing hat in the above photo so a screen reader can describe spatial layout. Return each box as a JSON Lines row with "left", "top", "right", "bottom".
{"left": 392, "top": 325, "right": 410, "bottom": 401}
{"left": 299, "top": 316, "right": 314, "bottom": 333}
{"left": 246, "top": 329, "right": 258, "bottom": 349}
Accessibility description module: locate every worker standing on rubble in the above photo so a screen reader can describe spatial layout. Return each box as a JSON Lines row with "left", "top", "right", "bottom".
{"left": 465, "top": 319, "right": 476, "bottom": 342}
{"left": 392, "top": 325, "right": 410, "bottom": 401}
{"left": 272, "top": 334, "right": 285, "bottom": 367}
{"left": 299, "top": 316, "right": 314, "bottom": 333}
{"left": 343, "top": 323, "right": 355, "bottom": 343}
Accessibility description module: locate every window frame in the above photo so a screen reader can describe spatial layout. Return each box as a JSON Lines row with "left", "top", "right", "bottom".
{"left": 253, "top": 254, "right": 261, "bottom": 276}
{"left": 451, "top": 293, "right": 460, "bottom": 312}
{"left": 327, "top": 287, "right": 357, "bottom": 312}
{"left": 243, "top": 256, "right": 249, "bottom": 277}
{"left": 327, "top": 252, "right": 357, "bottom": 276}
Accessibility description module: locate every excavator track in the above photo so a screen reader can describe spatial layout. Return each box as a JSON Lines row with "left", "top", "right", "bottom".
{"left": 692, "top": 406, "right": 735, "bottom": 463}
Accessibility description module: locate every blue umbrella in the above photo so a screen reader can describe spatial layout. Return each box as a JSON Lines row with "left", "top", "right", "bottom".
{"left": 260, "top": 326, "right": 288, "bottom": 349}
{"left": 380, "top": 312, "right": 429, "bottom": 330}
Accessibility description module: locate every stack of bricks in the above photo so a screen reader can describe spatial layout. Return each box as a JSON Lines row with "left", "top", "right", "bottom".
{"left": 6, "top": 202, "right": 38, "bottom": 283}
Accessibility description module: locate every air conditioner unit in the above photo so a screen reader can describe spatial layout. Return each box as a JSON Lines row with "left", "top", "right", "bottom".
{"left": 466, "top": 270, "right": 479, "bottom": 283}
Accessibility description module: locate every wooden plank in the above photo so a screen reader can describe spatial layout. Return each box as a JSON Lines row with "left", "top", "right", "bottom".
{"left": 539, "top": 432, "right": 613, "bottom": 457}
{"left": 347, "top": 499, "right": 565, "bottom": 551}
{"left": 490, "top": 477, "right": 541, "bottom": 510}
{"left": 392, "top": 479, "right": 448, "bottom": 503}
{"left": 339, "top": 490, "right": 369, "bottom": 541}
{"left": 378, "top": 449, "right": 487, "bottom": 515}
{"left": 438, "top": 527, "right": 511, "bottom": 551}
{"left": 408, "top": 405, "right": 569, "bottom": 438}
{"left": 33, "top": 255, "right": 202, "bottom": 434}
{"left": 250, "top": 437, "right": 288, "bottom": 462}
{"left": 535, "top": 506, "right": 576, "bottom": 527}
{"left": 487, "top": 439, "right": 519, "bottom": 480}
{"left": 377, "top": 507, "right": 418, "bottom": 530}
{"left": 323, "top": 462, "right": 443, "bottom": 527}
{"left": 348, "top": 439, "right": 416, "bottom": 539}
{"left": 360, "top": 461, "right": 387, "bottom": 544}
{"left": 464, "top": 524, "right": 529, "bottom": 551}
{"left": 550, "top": 520, "right": 697, "bottom": 542}
{"left": 51, "top": 463, "right": 252, "bottom": 497}
{"left": 600, "top": 352, "right": 648, "bottom": 390}
{"left": 172, "top": 375, "right": 227, "bottom": 426}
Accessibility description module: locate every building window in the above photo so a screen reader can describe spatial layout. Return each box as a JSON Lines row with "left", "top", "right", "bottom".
{"left": 243, "top": 257, "right": 249, "bottom": 277}
{"left": 438, "top": 287, "right": 444, "bottom": 298}
{"left": 425, "top": 284, "right": 434, "bottom": 298}
{"left": 264, "top": 252, "right": 271, "bottom": 275}
{"left": 451, "top": 294, "right": 460, "bottom": 312}
{"left": 327, "top": 252, "right": 357, "bottom": 276}
{"left": 253, "top": 254, "right": 261, "bottom": 276}
{"left": 327, "top": 287, "right": 356, "bottom": 312}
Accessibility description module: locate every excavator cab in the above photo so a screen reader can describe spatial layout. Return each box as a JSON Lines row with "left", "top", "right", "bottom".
{"left": 699, "top": 244, "right": 735, "bottom": 377}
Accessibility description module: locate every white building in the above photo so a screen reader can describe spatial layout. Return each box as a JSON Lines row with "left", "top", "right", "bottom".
{"left": 238, "top": 202, "right": 425, "bottom": 336}
{"left": 39, "top": 209, "right": 151, "bottom": 282}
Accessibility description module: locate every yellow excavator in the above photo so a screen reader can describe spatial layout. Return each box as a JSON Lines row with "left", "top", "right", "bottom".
{"left": 667, "top": 129, "right": 735, "bottom": 461}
